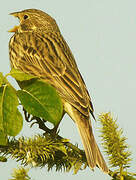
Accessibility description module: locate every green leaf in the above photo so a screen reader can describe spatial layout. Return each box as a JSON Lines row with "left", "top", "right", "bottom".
{"left": 7, "top": 109, "right": 23, "bottom": 136}
{"left": 0, "top": 130, "right": 7, "bottom": 145}
{"left": 0, "top": 73, "right": 4, "bottom": 87}
{"left": 2, "top": 85, "right": 23, "bottom": 136}
{"left": 0, "top": 156, "right": 7, "bottom": 162}
{"left": 17, "top": 80, "right": 63, "bottom": 126}
{"left": 9, "top": 68, "right": 36, "bottom": 81}
{"left": 10, "top": 167, "right": 31, "bottom": 180}
{"left": 0, "top": 87, "right": 4, "bottom": 131}
{"left": 0, "top": 72, "right": 6, "bottom": 87}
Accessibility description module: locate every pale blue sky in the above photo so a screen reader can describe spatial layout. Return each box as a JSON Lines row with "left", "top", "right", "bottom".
{"left": 0, "top": 0, "right": 136, "bottom": 179}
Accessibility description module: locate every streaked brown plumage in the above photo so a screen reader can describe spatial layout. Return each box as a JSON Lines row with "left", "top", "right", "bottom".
{"left": 9, "top": 9, "right": 108, "bottom": 173}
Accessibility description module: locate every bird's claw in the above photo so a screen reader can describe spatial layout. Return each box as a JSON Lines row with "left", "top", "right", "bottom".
{"left": 23, "top": 108, "right": 31, "bottom": 122}
{"left": 23, "top": 108, "right": 59, "bottom": 135}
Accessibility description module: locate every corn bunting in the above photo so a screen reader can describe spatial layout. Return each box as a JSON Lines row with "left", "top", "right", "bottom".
{"left": 9, "top": 9, "right": 108, "bottom": 173}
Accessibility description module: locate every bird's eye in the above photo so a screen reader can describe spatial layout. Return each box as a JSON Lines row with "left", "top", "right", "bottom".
{"left": 23, "top": 15, "right": 28, "bottom": 20}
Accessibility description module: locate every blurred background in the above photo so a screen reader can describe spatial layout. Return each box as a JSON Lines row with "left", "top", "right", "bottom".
{"left": 0, "top": 0, "right": 136, "bottom": 179}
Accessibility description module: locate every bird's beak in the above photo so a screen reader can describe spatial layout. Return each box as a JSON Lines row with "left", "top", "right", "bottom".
{"left": 8, "top": 26, "right": 19, "bottom": 33}
{"left": 8, "top": 12, "right": 20, "bottom": 33}
{"left": 9, "top": 12, "right": 19, "bottom": 17}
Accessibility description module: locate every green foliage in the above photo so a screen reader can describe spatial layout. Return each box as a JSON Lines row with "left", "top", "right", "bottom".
{"left": 17, "top": 80, "right": 63, "bottom": 126}
{"left": 2, "top": 134, "right": 87, "bottom": 174}
{"left": 0, "top": 130, "right": 7, "bottom": 145}
{"left": 0, "top": 69, "right": 63, "bottom": 145}
{"left": 0, "top": 155, "right": 7, "bottom": 162}
{"left": 9, "top": 167, "right": 31, "bottom": 180}
{"left": 0, "top": 111, "right": 136, "bottom": 179}
{"left": 10, "top": 68, "right": 63, "bottom": 126}
{"left": 0, "top": 72, "right": 6, "bottom": 87}
{"left": 8, "top": 68, "right": 36, "bottom": 81}
{"left": 1, "top": 69, "right": 136, "bottom": 179}
{"left": 99, "top": 113, "right": 135, "bottom": 180}
{"left": 99, "top": 113, "right": 131, "bottom": 168}
{"left": 0, "top": 73, "right": 23, "bottom": 145}
{"left": 1, "top": 85, "right": 23, "bottom": 136}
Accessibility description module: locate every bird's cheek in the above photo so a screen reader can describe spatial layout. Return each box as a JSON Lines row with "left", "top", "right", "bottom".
{"left": 20, "top": 24, "right": 29, "bottom": 31}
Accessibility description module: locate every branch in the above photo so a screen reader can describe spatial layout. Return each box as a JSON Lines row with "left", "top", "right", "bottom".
{"left": 99, "top": 113, "right": 136, "bottom": 180}
{"left": 0, "top": 134, "right": 87, "bottom": 174}
{"left": 9, "top": 167, "right": 31, "bottom": 180}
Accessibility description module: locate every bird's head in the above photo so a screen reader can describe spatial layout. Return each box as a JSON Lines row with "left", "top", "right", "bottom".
{"left": 9, "top": 9, "right": 60, "bottom": 33}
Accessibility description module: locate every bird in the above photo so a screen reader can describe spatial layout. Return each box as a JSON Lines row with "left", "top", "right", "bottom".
{"left": 9, "top": 9, "right": 108, "bottom": 173}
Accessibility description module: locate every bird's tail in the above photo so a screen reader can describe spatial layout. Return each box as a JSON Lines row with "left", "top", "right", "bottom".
{"left": 64, "top": 102, "right": 108, "bottom": 173}
{"left": 73, "top": 111, "right": 109, "bottom": 173}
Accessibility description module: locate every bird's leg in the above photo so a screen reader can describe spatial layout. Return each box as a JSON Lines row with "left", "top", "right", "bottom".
{"left": 30, "top": 116, "right": 51, "bottom": 132}
{"left": 23, "top": 108, "right": 65, "bottom": 135}
{"left": 22, "top": 108, "right": 49, "bottom": 131}
{"left": 23, "top": 108, "right": 31, "bottom": 122}
{"left": 31, "top": 112, "right": 65, "bottom": 135}
{"left": 49, "top": 111, "right": 65, "bottom": 134}
{"left": 30, "top": 116, "right": 59, "bottom": 135}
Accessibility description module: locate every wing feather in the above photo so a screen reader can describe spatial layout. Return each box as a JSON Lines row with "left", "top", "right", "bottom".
{"left": 9, "top": 32, "right": 94, "bottom": 117}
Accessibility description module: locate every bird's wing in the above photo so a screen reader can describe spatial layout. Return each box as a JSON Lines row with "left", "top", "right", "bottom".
{"left": 9, "top": 32, "right": 94, "bottom": 117}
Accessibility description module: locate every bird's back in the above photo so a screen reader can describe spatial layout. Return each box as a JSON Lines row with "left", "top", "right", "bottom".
{"left": 9, "top": 30, "right": 94, "bottom": 118}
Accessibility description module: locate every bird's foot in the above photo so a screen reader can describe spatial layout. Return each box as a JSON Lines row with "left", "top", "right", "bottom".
{"left": 23, "top": 108, "right": 31, "bottom": 122}
{"left": 32, "top": 116, "right": 58, "bottom": 133}
{"left": 23, "top": 108, "right": 59, "bottom": 135}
